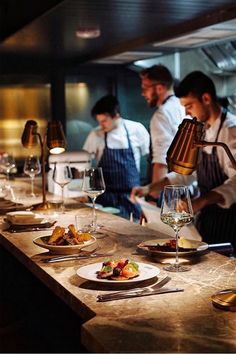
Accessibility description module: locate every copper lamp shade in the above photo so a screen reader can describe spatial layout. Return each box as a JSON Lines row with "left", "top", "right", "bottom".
{"left": 47, "top": 121, "right": 66, "bottom": 154}
{"left": 21, "top": 120, "right": 38, "bottom": 148}
{"left": 167, "top": 117, "right": 236, "bottom": 174}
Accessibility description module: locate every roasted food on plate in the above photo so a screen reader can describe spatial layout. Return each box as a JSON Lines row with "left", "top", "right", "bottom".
{"left": 144, "top": 237, "right": 200, "bottom": 252}
{"left": 97, "top": 258, "right": 140, "bottom": 280}
{"left": 47, "top": 224, "right": 92, "bottom": 246}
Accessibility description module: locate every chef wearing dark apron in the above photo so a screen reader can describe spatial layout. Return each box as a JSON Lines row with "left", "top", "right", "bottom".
{"left": 83, "top": 94, "right": 150, "bottom": 221}
{"left": 97, "top": 123, "right": 141, "bottom": 220}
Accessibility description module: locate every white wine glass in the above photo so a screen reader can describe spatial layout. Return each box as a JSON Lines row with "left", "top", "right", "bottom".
{"left": 52, "top": 162, "right": 72, "bottom": 213}
{"left": 23, "top": 155, "right": 41, "bottom": 197}
{"left": 82, "top": 167, "right": 105, "bottom": 232}
{"left": 160, "top": 185, "right": 194, "bottom": 272}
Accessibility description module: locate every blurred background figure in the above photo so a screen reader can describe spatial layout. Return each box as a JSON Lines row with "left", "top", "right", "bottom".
{"left": 140, "top": 64, "right": 186, "bottom": 205}
{"left": 83, "top": 94, "right": 150, "bottom": 221}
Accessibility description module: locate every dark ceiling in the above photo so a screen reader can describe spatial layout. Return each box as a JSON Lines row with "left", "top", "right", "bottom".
{"left": 1, "top": 0, "right": 236, "bottom": 68}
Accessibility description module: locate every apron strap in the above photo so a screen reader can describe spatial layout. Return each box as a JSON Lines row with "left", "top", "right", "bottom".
{"left": 213, "top": 107, "right": 227, "bottom": 154}
{"left": 104, "top": 121, "right": 132, "bottom": 148}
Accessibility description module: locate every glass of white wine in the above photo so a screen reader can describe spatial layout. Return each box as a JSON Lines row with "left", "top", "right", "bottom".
{"left": 52, "top": 162, "right": 72, "bottom": 213}
{"left": 160, "top": 185, "right": 194, "bottom": 272}
{"left": 82, "top": 167, "right": 105, "bottom": 232}
{"left": 23, "top": 155, "right": 41, "bottom": 197}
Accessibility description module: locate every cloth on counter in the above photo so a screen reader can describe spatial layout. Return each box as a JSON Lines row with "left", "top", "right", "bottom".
{"left": 136, "top": 197, "right": 202, "bottom": 241}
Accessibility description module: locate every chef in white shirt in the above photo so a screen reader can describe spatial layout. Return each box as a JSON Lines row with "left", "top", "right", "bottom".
{"left": 131, "top": 71, "right": 236, "bottom": 249}
{"left": 83, "top": 94, "right": 150, "bottom": 220}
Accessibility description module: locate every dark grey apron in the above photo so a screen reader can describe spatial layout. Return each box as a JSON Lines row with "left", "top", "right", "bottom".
{"left": 97, "top": 123, "right": 141, "bottom": 220}
{"left": 196, "top": 108, "right": 236, "bottom": 250}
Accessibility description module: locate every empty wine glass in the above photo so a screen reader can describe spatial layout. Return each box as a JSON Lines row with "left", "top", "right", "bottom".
{"left": 1, "top": 154, "right": 15, "bottom": 181}
{"left": 24, "top": 155, "right": 41, "bottom": 197}
{"left": 160, "top": 185, "right": 194, "bottom": 272}
{"left": 53, "top": 162, "right": 72, "bottom": 213}
{"left": 82, "top": 167, "right": 105, "bottom": 232}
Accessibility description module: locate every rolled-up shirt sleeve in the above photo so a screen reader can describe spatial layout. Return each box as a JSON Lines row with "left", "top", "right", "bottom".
{"left": 150, "top": 111, "right": 174, "bottom": 165}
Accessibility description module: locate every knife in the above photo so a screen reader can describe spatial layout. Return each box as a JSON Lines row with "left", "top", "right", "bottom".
{"left": 97, "top": 287, "right": 184, "bottom": 302}
{"left": 97, "top": 275, "right": 171, "bottom": 301}
{"left": 44, "top": 252, "right": 113, "bottom": 263}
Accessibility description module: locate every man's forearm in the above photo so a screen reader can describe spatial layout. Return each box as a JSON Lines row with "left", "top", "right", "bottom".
{"left": 192, "top": 191, "right": 225, "bottom": 213}
{"left": 152, "top": 163, "right": 168, "bottom": 183}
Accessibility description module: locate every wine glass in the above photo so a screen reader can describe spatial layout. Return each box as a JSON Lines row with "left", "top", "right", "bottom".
{"left": 160, "top": 185, "right": 194, "bottom": 272}
{"left": 23, "top": 155, "right": 41, "bottom": 197}
{"left": 82, "top": 167, "right": 105, "bottom": 232}
{"left": 1, "top": 154, "right": 15, "bottom": 181}
{"left": 53, "top": 162, "right": 72, "bottom": 213}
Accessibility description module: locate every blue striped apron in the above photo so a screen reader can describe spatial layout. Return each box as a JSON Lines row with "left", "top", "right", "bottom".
{"left": 196, "top": 108, "right": 236, "bottom": 250}
{"left": 97, "top": 123, "right": 141, "bottom": 220}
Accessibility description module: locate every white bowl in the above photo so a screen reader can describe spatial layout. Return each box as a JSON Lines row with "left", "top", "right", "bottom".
{"left": 33, "top": 235, "right": 97, "bottom": 254}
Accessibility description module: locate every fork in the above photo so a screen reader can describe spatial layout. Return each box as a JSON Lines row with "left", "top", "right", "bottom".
{"left": 97, "top": 275, "right": 171, "bottom": 301}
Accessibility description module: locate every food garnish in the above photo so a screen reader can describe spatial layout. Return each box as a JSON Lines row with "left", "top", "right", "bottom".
{"left": 144, "top": 239, "right": 197, "bottom": 252}
{"left": 47, "top": 224, "right": 92, "bottom": 246}
{"left": 97, "top": 258, "right": 140, "bottom": 280}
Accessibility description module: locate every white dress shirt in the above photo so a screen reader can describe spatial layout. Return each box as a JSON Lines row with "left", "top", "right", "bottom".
{"left": 168, "top": 110, "right": 236, "bottom": 208}
{"left": 150, "top": 94, "right": 186, "bottom": 165}
{"left": 83, "top": 118, "right": 150, "bottom": 172}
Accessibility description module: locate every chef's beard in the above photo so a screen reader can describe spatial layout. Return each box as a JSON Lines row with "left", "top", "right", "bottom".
{"left": 148, "top": 93, "right": 159, "bottom": 108}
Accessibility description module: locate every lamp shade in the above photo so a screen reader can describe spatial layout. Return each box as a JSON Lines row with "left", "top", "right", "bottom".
{"left": 21, "top": 120, "right": 38, "bottom": 148}
{"left": 166, "top": 118, "right": 204, "bottom": 175}
{"left": 47, "top": 121, "right": 66, "bottom": 154}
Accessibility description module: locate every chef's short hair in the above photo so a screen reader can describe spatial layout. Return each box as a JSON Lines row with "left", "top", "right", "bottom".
{"left": 140, "top": 64, "right": 173, "bottom": 89}
{"left": 91, "top": 95, "right": 120, "bottom": 118}
{"left": 175, "top": 71, "right": 217, "bottom": 102}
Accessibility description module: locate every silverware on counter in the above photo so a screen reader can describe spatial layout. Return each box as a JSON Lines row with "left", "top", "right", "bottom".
{"left": 97, "top": 275, "right": 173, "bottom": 302}
{"left": 44, "top": 252, "right": 114, "bottom": 263}
{"left": 97, "top": 287, "right": 184, "bottom": 301}
{"left": 7, "top": 227, "right": 53, "bottom": 233}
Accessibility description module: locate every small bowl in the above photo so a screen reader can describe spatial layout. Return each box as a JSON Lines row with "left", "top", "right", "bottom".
{"left": 33, "top": 235, "right": 97, "bottom": 254}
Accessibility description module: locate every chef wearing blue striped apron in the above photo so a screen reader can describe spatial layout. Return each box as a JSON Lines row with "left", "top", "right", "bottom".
{"left": 196, "top": 108, "right": 236, "bottom": 249}
{"left": 97, "top": 123, "right": 141, "bottom": 220}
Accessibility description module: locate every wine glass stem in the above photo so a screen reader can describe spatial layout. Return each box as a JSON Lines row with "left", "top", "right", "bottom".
{"left": 92, "top": 197, "right": 97, "bottom": 230}
{"left": 30, "top": 176, "right": 35, "bottom": 196}
{"left": 61, "top": 186, "right": 65, "bottom": 213}
{"left": 175, "top": 229, "right": 180, "bottom": 267}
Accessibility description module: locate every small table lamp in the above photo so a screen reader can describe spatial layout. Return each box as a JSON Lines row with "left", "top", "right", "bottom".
{"left": 166, "top": 117, "right": 236, "bottom": 174}
{"left": 21, "top": 120, "right": 66, "bottom": 210}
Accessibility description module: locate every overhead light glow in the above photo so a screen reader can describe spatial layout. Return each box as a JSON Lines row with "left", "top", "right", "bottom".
{"left": 76, "top": 27, "right": 101, "bottom": 39}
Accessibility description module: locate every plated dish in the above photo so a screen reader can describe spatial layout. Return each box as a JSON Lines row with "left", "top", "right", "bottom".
{"left": 76, "top": 262, "right": 160, "bottom": 283}
{"left": 137, "top": 239, "right": 209, "bottom": 257}
{"left": 33, "top": 235, "right": 96, "bottom": 254}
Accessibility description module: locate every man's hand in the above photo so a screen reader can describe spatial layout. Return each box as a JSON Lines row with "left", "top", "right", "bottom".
{"left": 130, "top": 185, "right": 149, "bottom": 203}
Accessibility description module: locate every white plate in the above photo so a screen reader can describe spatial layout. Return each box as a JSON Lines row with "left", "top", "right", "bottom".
{"left": 76, "top": 262, "right": 160, "bottom": 283}
{"left": 33, "top": 235, "right": 97, "bottom": 254}
{"left": 137, "top": 239, "right": 209, "bottom": 257}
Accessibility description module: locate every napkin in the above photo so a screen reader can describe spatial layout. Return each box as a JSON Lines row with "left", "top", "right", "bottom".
{"left": 136, "top": 197, "right": 202, "bottom": 241}
{"left": 6, "top": 211, "right": 45, "bottom": 225}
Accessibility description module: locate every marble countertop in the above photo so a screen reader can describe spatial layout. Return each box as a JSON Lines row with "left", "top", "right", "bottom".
{"left": 1, "top": 207, "right": 236, "bottom": 353}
